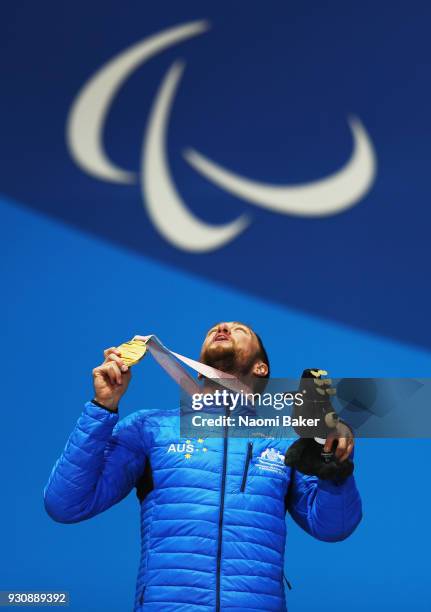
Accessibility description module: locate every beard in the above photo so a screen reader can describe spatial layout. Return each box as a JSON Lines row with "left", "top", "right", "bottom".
{"left": 201, "top": 340, "right": 237, "bottom": 373}
{"left": 201, "top": 340, "right": 254, "bottom": 377}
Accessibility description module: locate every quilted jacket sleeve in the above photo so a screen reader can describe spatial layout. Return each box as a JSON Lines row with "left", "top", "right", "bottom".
{"left": 44, "top": 401, "right": 148, "bottom": 523}
{"left": 286, "top": 471, "right": 362, "bottom": 542}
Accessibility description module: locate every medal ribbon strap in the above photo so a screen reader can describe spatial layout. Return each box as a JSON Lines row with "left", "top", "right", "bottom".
{"left": 138, "top": 335, "right": 246, "bottom": 395}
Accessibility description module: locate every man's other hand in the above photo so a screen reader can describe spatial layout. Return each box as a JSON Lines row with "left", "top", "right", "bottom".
{"left": 323, "top": 421, "right": 354, "bottom": 463}
{"left": 92, "top": 347, "right": 132, "bottom": 411}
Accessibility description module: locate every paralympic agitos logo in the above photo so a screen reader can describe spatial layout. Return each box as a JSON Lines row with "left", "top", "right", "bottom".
{"left": 67, "top": 20, "right": 377, "bottom": 253}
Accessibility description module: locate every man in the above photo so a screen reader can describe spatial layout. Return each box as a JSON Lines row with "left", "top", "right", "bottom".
{"left": 44, "top": 322, "right": 362, "bottom": 611}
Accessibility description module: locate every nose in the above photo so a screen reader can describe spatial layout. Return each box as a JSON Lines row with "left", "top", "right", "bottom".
{"left": 217, "top": 323, "right": 230, "bottom": 335}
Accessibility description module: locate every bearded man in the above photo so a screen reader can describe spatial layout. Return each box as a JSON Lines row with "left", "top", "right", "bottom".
{"left": 44, "top": 321, "right": 361, "bottom": 611}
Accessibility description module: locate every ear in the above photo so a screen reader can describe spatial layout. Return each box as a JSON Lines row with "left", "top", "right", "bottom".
{"left": 252, "top": 360, "right": 268, "bottom": 378}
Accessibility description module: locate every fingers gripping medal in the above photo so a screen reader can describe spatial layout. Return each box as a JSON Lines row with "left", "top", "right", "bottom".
{"left": 116, "top": 339, "right": 148, "bottom": 367}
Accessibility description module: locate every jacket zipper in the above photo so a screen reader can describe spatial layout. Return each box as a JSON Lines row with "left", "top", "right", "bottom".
{"left": 216, "top": 408, "right": 229, "bottom": 612}
{"left": 240, "top": 442, "right": 253, "bottom": 492}
{"left": 283, "top": 574, "right": 293, "bottom": 590}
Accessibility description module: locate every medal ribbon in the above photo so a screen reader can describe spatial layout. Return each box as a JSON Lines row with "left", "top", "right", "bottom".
{"left": 136, "top": 335, "right": 247, "bottom": 395}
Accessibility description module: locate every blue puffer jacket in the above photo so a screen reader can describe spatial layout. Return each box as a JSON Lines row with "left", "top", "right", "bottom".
{"left": 44, "top": 401, "right": 362, "bottom": 611}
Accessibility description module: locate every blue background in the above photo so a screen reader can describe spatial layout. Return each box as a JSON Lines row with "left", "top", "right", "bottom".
{"left": 1, "top": 1, "right": 431, "bottom": 610}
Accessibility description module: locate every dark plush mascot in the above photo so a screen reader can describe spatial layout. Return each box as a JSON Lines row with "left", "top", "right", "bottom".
{"left": 284, "top": 369, "right": 354, "bottom": 481}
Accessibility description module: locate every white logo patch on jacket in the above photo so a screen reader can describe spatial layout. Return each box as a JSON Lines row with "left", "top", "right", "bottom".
{"left": 256, "top": 447, "right": 286, "bottom": 475}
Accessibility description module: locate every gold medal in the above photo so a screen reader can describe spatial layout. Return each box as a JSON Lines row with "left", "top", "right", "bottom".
{"left": 116, "top": 338, "right": 148, "bottom": 366}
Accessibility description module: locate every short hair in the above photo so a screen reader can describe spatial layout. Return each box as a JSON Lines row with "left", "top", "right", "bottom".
{"left": 254, "top": 332, "right": 270, "bottom": 378}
